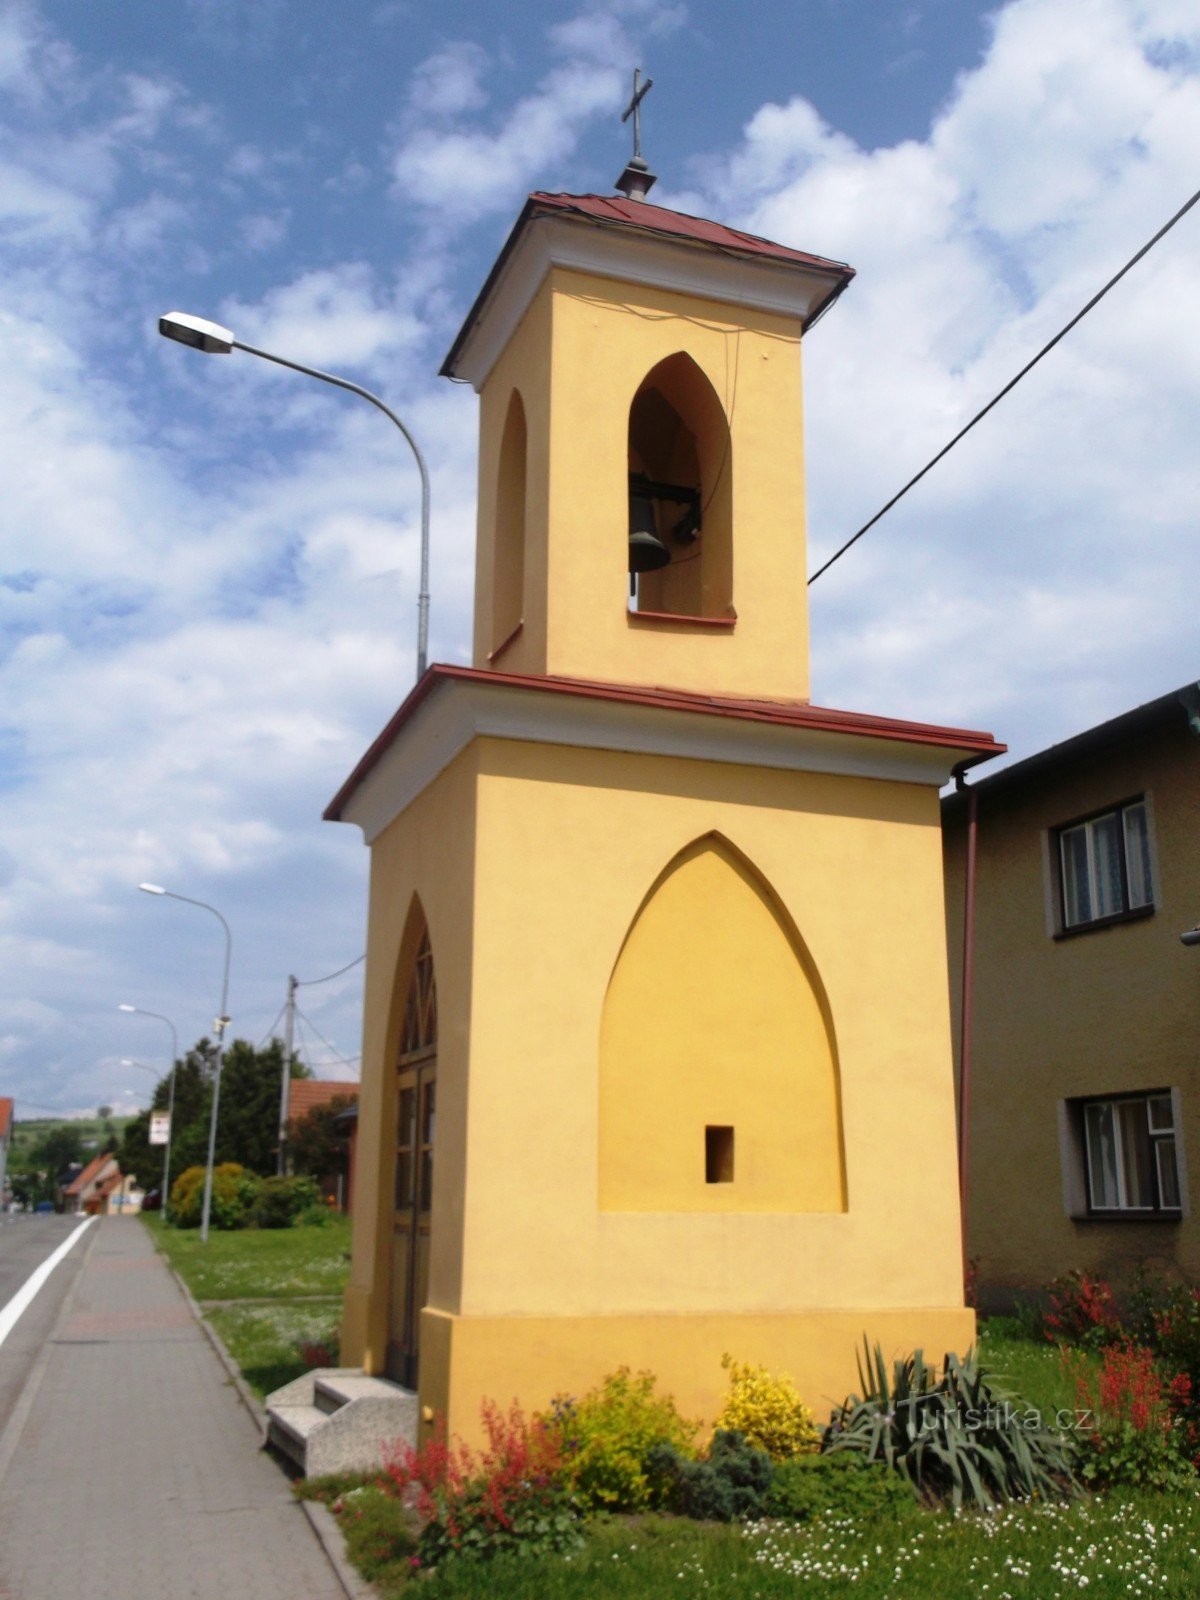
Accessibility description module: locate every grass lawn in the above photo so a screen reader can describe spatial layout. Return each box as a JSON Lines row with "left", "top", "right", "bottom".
{"left": 141, "top": 1210, "right": 352, "bottom": 1301}
{"left": 209, "top": 1302, "right": 342, "bottom": 1396}
{"left": 142, "top": 1211, "right": 351, "bottom": 1394}
{"left": 317, "top": 1318, "right": 1198, "bottom": 1598}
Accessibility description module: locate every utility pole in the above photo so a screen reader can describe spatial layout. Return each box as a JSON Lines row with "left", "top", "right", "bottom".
{"left": 278, "top": 975, "right": 298, "bottom": 1176}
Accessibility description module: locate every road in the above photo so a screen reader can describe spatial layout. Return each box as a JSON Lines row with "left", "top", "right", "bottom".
{"left": 0, "top": 1213, "right": 94, "bottom": 1443}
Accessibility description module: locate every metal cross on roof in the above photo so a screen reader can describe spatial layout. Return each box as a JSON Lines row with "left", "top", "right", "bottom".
{"left": 621, "top": 68, "right": 653, "bottom": 162}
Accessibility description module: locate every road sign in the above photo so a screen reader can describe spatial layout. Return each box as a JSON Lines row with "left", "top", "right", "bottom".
{"left": 149, "top": 1111, "right": 171, "bottom": 1147}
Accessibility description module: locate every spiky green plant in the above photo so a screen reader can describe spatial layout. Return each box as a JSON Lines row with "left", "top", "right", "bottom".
{"left": 822, "top": 1340, "right": 1078, "bottom": 1508}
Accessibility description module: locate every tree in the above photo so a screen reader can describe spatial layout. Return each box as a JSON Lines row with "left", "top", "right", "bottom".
{"left": 290, "top": 1094, "right": 356, "bottom": 1183}
{"left": 213, "top": 1039, "right": 309, "bottom": 1175}
{"left": 98, "top": 1104, "right": 113, "bottom": 1120}
{"left": 119, "top": 1036, "right": 308, "bottom": 1186}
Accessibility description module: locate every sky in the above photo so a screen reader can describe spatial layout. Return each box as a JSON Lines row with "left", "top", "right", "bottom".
{"left": 2, "top": 0, "right": 1198, "bottom": 1121}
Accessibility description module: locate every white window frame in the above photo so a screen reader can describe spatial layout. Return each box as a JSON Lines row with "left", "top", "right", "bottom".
{"left": 1081, "top": 1090, "right": 1182, "bottom": 1216}
{"left": 1056, "top": 796, "right": 1154, "bottom": 933}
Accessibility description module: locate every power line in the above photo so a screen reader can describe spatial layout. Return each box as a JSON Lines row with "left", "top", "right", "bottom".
{"left": 294, "top": 1006, "right": 358, "bottom": 1071}
{"left": 808, "top": 180, "right": 1200, "bottom": 587}
{"left": 297, "top": 953, "right": 365, "bottom": 988}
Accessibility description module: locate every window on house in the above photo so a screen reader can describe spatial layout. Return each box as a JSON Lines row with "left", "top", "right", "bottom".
{"left": 1057, "top": 798, "right": 1152, "bottom": 931}
{"left": 1082, "top": 1092, "right": 1181, "bottom": 1214}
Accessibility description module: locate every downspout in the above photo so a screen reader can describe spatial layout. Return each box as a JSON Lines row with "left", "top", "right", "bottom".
{"left": 952, "top": 761, "right": 979, "bottom": 1282}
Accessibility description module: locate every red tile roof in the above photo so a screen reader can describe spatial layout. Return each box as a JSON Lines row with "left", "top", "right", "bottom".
{"left": 65, "top": 1151, "right": 117, "bottom": 1197}
{"left": 525, "top": 192, "right": 854, "bottom": 276}
{"left": 288, "top": 1080, "right": 358, "bottom": 1127}
{"left": 0, "top": 1098, "right": 12, "bottom": 1141}
{"left": 441, "top": 191, "right": 855, "bottom": 377}
{"left": 325, "top": 665, "right": 1005, "bottom": 822}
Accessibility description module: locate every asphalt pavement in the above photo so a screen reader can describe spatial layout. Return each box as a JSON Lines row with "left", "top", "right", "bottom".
{"left": 0, "top": 1214, "right": 91, "bottom": 1443}
{"left": 0, "top": 1216, "right": 346, "bottom": 1600}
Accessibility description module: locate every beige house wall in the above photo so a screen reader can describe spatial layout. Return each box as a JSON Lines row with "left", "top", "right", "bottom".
{"left": 944, "top": 706, "right": 1200, "bottom": 1301}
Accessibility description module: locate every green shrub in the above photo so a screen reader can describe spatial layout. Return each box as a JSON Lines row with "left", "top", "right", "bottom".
{"left": 823, "top": 1340, "right": 1078, "bottom": 1508}
{"left": 328, "top": 1482, "right": 419, "bottom": 1585}
{"left": 716, "top": 1354, "right": 819, "bottom": 1460}
{"left": 551, "top": 1368, "right": 699, "bottom": 1513}
{"left": 297, "top": 1200, "right": 333, "bottom": 1227}
{"left": 649, "top": 1429, "right": 772, "bottom": 1522}
{"left": 765, "top": 1451, "right": 915, "bottom": 1521}
{"left": 169, "top": 1162, "right": 260, "bottom": 1229}
{"left": 1045, "top": 1270, "right": 1121, "bottom": 1348}
{"left": 254, "top": 1174, "right": 320, "bottom": 1229}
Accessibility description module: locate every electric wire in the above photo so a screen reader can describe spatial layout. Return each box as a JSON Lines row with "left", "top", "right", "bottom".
{"left": 294, "top": 1006, "right": 358, "bottom": 1069}
{"left": 296, "top": 953, "right": 365, "bottom": 987}
{"left": 807, "top": 179, "right": 1200, "bottom": 587}
{"left": 257, "top": 1003, "right": 287, "bottom": 1049}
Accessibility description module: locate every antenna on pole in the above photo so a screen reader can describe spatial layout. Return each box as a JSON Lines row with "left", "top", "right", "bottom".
{"left": 615, "top": 68, "right": 656, "bottom": 202}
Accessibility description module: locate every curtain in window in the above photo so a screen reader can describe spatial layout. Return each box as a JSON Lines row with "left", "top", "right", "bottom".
{"left": 1123, "top": 803, "right": 1152, "bottom": 909}
{"left": 1117, "top": 1099, "right": 1155, "bottom": 1207}
{"left": 1084, "top": 1101, "right": 1119, "bottom": 1207}
{"left": 1090, "top": 812, "right": 1123, "bottom": 921}
{"left": 1062, "top": 826, "right": 1092, "bottom": 926}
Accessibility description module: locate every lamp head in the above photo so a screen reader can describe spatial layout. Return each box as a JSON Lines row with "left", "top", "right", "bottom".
{"left": 158, "top": 312, "right": 235, "bottom": 355}
{"left": 118, "top": 1003, "right": 136, "bottom": 1013}
{"left": 138, "top": 883, "right": 166, "bottom": 896}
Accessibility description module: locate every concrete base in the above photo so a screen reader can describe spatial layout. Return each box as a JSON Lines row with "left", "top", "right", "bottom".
{"left": 414, "top": 1304, "right": 978, "bottom": 1447}
{"left": 265, "top": 1368, "right": 418, "bottom": 1479}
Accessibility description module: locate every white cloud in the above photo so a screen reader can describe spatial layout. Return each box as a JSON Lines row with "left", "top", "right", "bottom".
{"left": 2, "top": 0, "right": 1200, "bottom": 1123}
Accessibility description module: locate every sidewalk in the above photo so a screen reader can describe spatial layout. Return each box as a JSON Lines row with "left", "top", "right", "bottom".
{"left": 0, "top": 1218, "right": 345, "bottom": 1600}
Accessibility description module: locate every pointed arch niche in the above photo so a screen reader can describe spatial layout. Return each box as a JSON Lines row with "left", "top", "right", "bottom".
{"left": 491, "top": 388, "right": 527, "bottom": 655}
{"left": 599, "top": 836, "right": 845, "bottom": 1213}
{"left": 627, "top": 352, "right": 733, "bottom": 620}
{"left": 387, "top": 897, "right": 438, "bottom": 1386}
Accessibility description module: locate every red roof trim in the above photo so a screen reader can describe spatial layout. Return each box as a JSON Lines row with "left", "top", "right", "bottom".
{"left": 441, "top": 192, "right": 855, "bottom": 379}
{"left": 65, "top": 1151, "right": 116, "bottom": 1196}
{"left": 0, "top": 1098, "right": 12, "bottom": 1140}
{"left": 325, "top": 665, "right": 1005, "bottom": 822}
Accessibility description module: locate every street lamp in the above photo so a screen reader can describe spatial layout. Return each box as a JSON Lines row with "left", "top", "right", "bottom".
{"left": 158, "top": 310, "right": 433, "bottom": 679}
{"left": 117, "top": 1004, "right": 180, "bottom": 1218}
{"left": 137, "top": 883, "right": 231, "bottom": 1242}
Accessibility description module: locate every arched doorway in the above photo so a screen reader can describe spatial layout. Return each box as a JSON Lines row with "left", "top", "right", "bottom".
{"left": 388, "top": 925, "right": 437, "bottom": 1386}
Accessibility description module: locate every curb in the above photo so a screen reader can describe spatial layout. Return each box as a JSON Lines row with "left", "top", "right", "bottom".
{"left": 141, "top": 1222, "right": 378, "bottom": 1600}
{"left": 165, "top": 1262, "right": 267, "bottom": 1431}
{"left": 301, "top": 1499, "right": 383, "bottom": 1600}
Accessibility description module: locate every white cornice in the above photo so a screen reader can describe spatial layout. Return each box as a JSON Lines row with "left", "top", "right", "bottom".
{"left": 339, "top": 678, "right": 984, "bottom": 844}
{"left": 449, "top": 214, "right": 834, "bottom": 392}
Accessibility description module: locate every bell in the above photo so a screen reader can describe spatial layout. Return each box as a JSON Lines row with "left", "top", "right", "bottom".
{"left": 628, "top": 494, "right": 671, "bottom": 573}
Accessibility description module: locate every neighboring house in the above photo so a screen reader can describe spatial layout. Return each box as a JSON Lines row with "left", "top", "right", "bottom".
{"left": 287, "top": 1079, "right": 358, "bottom": 1211}
{"left": 62, "top": 1151, "right": 121, "bottom": 1215}
{"left": 97, "top": 1171, "right": 144, "bottom": 1215}
{"left": 0, "top": 1098, "right": 12, "bottom": 1209}
{"left": 943, "top": 682, "right": 1200, "bottom": 1306}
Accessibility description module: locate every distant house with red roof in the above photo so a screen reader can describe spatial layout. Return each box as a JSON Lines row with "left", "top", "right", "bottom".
{"left": 61, "top": 1150, "right": 143, "bottom": 1215}
{"left": 287, "top": 1079, "right": 359, "bottom": 1213}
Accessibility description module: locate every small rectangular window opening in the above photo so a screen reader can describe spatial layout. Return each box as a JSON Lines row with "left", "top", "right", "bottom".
{"left": 705, "top": 1125, "right": 734, "bottom": 1184}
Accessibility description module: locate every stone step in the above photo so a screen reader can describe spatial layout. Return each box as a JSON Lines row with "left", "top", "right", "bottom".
{"left": 264, "top": 1367, "right": 419, "bottom": 1479}
{"left": 265, "top": 1404, "right": 325, "bottom": 1472}
{"left": 314, "top": 1372, "right": 410, "bottom": 1415}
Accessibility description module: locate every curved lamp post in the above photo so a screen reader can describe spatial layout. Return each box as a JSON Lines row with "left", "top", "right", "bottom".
{"left": 157, "top": 310, "right": 432, "bottom": 679}
{"left": 118, "top": 1007, "right": 180, "bottom": 1218}
{"left": 138, "top": 883, "right": 231, "bottom": 1243}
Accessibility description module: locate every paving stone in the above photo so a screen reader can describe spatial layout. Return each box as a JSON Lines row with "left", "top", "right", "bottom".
{"left": 0, "top": 1220, "right": 344, "bottom": 1600}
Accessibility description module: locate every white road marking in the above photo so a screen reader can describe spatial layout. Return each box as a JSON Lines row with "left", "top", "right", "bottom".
{"left": 0, "top": 1218, "right": 96, "bottom": 1350}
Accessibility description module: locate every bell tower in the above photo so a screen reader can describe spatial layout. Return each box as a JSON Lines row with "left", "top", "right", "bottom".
{"left": 442, "top": 188, "right": 853, "bottom": 702}
{"left": 329, "top": 109, "right": 999, "bottom": 1454}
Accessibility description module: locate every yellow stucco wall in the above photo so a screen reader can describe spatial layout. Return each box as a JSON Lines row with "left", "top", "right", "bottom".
{"left": 944, "top": 719, "right": 1200, "bottom": 1300}
{"left": 343, "top": 730, "right": 973, "bottom": 1441}
{"left": 471, "top": 267, "right": 811, "bottom": 702}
